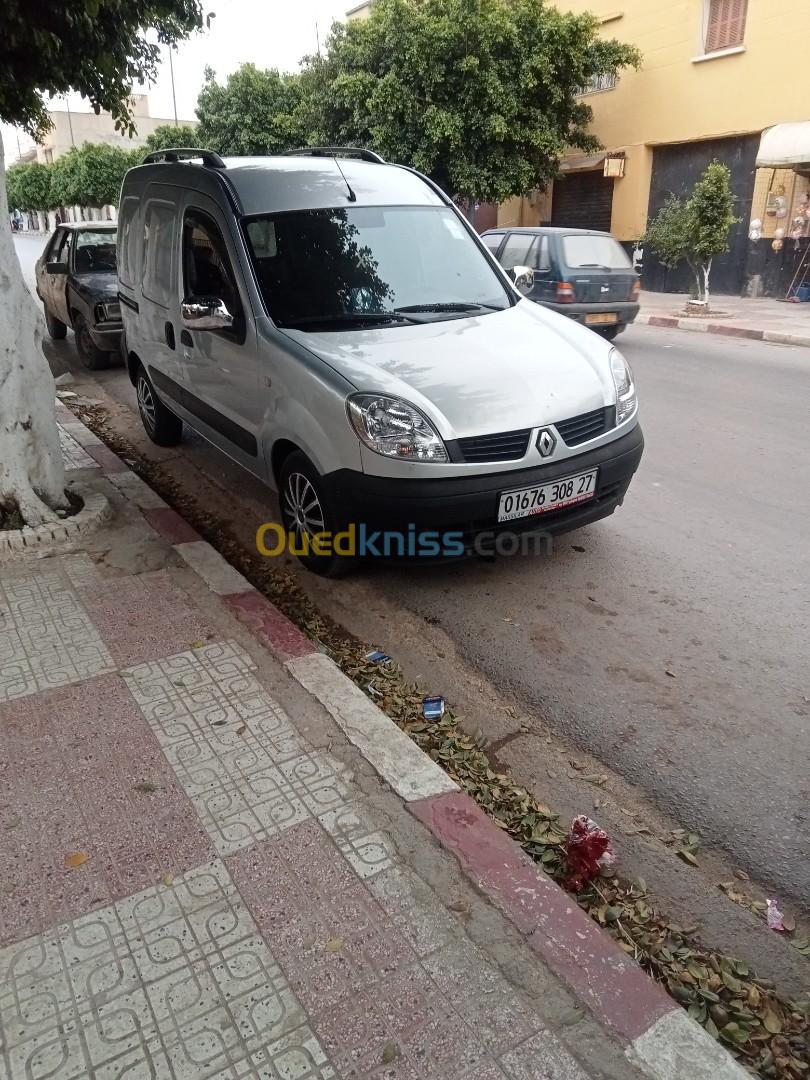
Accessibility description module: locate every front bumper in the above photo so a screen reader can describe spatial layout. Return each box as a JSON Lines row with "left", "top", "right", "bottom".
{"left": 89, "top": 320, "right": 123, "bottom": 352}
{"left": 322, "top": 423, "right": 644, "bottom": 542}
{"left": 540, "top": 300, "right": 640, "bottom": 326}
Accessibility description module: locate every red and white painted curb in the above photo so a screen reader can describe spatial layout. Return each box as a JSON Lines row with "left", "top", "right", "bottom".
{"left": 66, "top": 403, "right": 749, "bottom": 1080}
{"left": 637, "top": 311, "right": 810, "bottom": 348}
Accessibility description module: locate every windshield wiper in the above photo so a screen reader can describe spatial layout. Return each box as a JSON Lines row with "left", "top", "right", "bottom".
{"left": 394, "top": 301, "right": 501, "bottom": 314}
{"left": 574, "top": 263, "right": 610, "bottom": 270}
{"left": 280, "top": 312, "right": 418, "bottom": 329}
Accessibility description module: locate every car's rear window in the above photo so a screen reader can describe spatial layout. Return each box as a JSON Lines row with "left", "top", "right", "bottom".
{"left": 74, "top": 230, "right": 117, "bottom": 273}
{"left": 562, "top": 234, "right": 632, "bottom": 270}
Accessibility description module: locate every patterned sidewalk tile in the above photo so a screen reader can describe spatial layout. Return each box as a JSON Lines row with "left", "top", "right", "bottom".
{"left": 228, "top": 822, "right": 548, "bottom": 1080}
{"left": 81, "top": 570, "right": 217, "bottom": 667}
{"left": 123, "top": 642, "right": 352, "bottom": 856}
{"left": 0, "top": 674, "right": 213, "bottom": 947}
{"left": 0, "top": 567, "right": 115, "bottom": 703}
{"left": 58, "top": 424, "right": 97, "bottom": 471}
{"left": 0, "top": 861, "right": 336, "bottom": 1080}
{"left": 318, "top": 802, "right": 397, "bottom": 880}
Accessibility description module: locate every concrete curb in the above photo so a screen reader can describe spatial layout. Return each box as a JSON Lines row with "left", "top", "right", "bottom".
{"left": 0, "top": 486, "right": 111, "bottom": 562}
{"left": 637, "top": 311, "right": 810, "bottom": 348}
{"left": 69, "top": 404, "right": 749, "bottom": 1080}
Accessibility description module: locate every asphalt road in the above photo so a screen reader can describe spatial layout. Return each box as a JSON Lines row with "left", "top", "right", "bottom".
{"left": 16, "top": 232, "right": 810, "bottom": 905}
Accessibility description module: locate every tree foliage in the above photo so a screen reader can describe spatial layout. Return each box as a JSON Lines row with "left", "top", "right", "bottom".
{"left": 5, "top": 162, "right": 54, "bottom": 212}
{"left": 297, "top": 0, "right": 640, "bottom": 203}
{"left": 143, "top": 124, "right": 203, "bottom": 155}
{"left": 2, "top": 1, "right": 202, "bottom": 138}
{"left": 645, "top": 161, "right": 738, "bottom": 304}
{"left": 196, "top": 65, "right": 304, "bottom": 155}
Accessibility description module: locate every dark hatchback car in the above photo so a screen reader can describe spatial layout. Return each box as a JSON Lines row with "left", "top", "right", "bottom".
{"left": 482, "top": 227, "right": 640, "bottom": 339}
{"left": 35, "top": 222, "right": 122, "bottom": 369}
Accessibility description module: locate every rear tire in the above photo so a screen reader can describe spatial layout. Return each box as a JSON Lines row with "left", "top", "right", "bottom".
{"left": 74, "top": 314, "right": 109, "bottom": 370}
{"left": 135, "top": 364, "right": 183, "bottom": 446}
{"left": 44, "top": 306, "right": 67, "bottom": 340}
{"left": 278, "top": 451, "right": 355, "bottom": 576}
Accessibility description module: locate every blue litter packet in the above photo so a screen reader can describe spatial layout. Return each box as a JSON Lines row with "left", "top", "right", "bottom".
{"left": 422, "top": 695, "right": 446, "bottom": 720}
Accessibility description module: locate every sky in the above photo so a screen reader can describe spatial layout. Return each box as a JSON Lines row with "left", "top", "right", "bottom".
{"left": 2, "top": 0, "right": 350, "bottom": 162}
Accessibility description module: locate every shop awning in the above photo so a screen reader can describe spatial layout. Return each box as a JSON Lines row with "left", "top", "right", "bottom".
{"left": 559, "top": 152, "right": 606, "bottom": 173}
{"left": 756, "top": 122, "right": 810, "bottom": 168}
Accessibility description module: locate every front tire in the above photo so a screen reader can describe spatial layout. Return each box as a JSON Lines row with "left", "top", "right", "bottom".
{"left": 136, "top": 365, "right": 183, "bottom": 446}
{"left": 278, "top": 451, "right": 355, "bottom": 576}
{"left": 74, "top": 314, "right": 109, "bottom": 370}
{"left": 44, "top": 306, "right": 67, "bottom": 340}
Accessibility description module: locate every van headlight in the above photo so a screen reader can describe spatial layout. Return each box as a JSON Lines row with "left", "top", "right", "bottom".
{"left": 609, "top": 348, "right": 637, "bottom": 424}
{"left": 347, "top": 394, "right": 448, "bottom": 462}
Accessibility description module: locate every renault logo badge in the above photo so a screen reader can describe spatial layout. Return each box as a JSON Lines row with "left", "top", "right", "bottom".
{"left": 536, "top": 429, "right": 556, "bottom": 457}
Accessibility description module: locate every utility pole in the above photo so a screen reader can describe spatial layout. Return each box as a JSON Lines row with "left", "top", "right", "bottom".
{"left": 65, "top": 95, "right": 75, "bottom": 146}
{"left": 168, "top": 46, "right": 179, "bottom": 126}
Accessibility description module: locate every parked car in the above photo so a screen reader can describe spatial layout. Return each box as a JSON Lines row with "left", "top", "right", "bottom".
{"left": 481, "top": 226, "right": 640, "bottom": 339}
{"left": 118, "top": 147, "right": 643, "bottom": 573}
{"left": 35, "top": 222, "right": 123, "bottom": 369}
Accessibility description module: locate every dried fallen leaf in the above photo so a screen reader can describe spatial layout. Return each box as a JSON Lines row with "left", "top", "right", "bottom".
{"left": 65, "top": 851, "right": 89, "bottom": 869}
{"left": 133, "top": 781, "right": 158, "bottom": 794}
{"left": 665, "top": 670, "right": 676, "bottom": 679}
{"left": 236, "top": 724, "right": 247, "bottom": 736}
{"left": 325, "top": 937, "right": 344, "bottom": 954}
{"left": 162, "top": 873, "right": 174, "bottom": 887}
{"left": 763, "top": 1008, "right": 783, "bottom": 1035}
{"left": 781, "top": 913, "right": 796, "bottom": 933}
{"left": 676, "top": 849, "right": 699, "bottom": 867}
{"left": 190, "top": 641, "right": 205, "bottom": 649}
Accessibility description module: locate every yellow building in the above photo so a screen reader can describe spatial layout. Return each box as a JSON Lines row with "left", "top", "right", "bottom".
{"left": 499, "top": 0, "right": 810, "bottom": 296}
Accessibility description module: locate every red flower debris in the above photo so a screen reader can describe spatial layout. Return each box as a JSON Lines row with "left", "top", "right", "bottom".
{"left": 564, "top": 815, "right": 616, "bottom": 892}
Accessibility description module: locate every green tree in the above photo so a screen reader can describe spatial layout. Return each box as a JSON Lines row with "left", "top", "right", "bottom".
{"left": 300, "top": 0, "right": 640, "bottom": 206}
{"left": 196, "top": 64, "right": 304, "bottom": 155}
{"left": 645, "top": 161, "right": 738, "bottom": 306}
{"left": 143, "top": 124, "right": 203, "bottom": 155}
{"left": 0, "top": 0, "right": 202, "bottom": 526}
{"left": 5, "top": 163, "right": 28, "bottom": 212}
{"left": 6, "top": 162, "right": 54, "bottom": 214}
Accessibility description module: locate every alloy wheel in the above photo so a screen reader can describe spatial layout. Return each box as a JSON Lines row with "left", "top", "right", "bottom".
{"left": 137, "top": 375, "right": 157, "bottom": 434}
{"left": 282, "top": 471, "right": 326, "bottom": 545}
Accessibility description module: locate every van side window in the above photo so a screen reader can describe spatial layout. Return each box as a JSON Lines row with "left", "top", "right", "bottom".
{"left": 118, "top": 196, "right": 140, "bottom": 288}
{"left": 142, "top": 201, "right": 176, "bottom": 306}
{"left": 482, "top": 232, "right": 504, "bottom": 253}
{"left": 182, "top": 210, "right": 244, "bottom": 339}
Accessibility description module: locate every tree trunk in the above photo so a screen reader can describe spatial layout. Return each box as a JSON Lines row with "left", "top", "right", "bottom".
{"left": 0, "top": 131, "right": 68, "bottom": 525}
{"left": 702, "top": 260, "right": 712, "bottom": 309}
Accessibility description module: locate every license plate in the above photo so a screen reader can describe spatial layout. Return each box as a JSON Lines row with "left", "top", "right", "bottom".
{"left": 585, "top": 312, "right": 618, "bottom": 326}
{"left": 497, "top": 469, "right": 598, "bottom": 523}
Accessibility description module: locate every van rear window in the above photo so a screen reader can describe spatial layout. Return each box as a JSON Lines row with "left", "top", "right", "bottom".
{"left": 562, "top": 235, "right": 632, "bottom": 270}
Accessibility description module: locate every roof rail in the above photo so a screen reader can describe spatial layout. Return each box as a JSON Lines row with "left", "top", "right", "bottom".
{"left": 282, "top": 146, "right": 386, "bottom": 164}
{"left": 142, "top": 148, "right": 226, "bottom": 169}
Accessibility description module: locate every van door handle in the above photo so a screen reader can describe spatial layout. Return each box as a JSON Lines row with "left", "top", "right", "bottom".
{"left": 165, "top": 322, "right": 175, "bottom": 350}
{"left": 180, "top": 329, "right": 193, "bottom": 348}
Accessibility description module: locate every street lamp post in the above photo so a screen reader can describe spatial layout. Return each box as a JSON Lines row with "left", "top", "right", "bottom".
{"left": 168, "top": 46, "right": 178, "bottom": 126}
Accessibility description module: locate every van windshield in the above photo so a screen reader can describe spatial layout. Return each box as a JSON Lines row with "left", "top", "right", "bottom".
{"left": 562, "top": 234, "right": 632, "bottom": 270}
{"left": 243, "top": 206, "right": 511, "bottom": 330}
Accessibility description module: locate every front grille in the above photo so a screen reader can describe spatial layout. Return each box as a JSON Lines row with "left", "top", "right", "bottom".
{"left": 457, "top": 428, "right": 531, "bottom": 463}
{"left": 555, "top": 407, "right": 613, "bottom": 446}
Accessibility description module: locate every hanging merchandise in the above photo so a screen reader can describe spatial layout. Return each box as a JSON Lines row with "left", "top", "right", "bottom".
{"left": 749, "top": 217, "right": 762, "bottom": 242}
{"left": 772, "top": 238, "right": 784, "bottom": 252}
{"left": 749, "top": 228, "right": 762, "bottom": 241}
{"left": 774, "top": 227, "right": 785, "bottom": 240}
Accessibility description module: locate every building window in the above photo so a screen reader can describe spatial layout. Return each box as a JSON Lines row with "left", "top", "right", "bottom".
{"left": 705, "top": 0, "right": 748, "bottom": 53}
{"left": 579, "top": 73, "right": 618, "bottom": 96}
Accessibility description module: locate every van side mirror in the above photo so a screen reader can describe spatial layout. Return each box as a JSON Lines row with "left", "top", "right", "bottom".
{"left": 510, "top": 265, "right": 534, "bottom": 296}
{"left": 181, "top": 296, "right": 234, "bottom": 331}
{"left": 46, "top": 260, "right": 68, "bottom": 275}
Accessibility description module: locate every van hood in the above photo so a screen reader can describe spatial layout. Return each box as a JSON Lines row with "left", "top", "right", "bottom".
{"left": 282, "top": 301, "right": 616, "bottom": 439}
